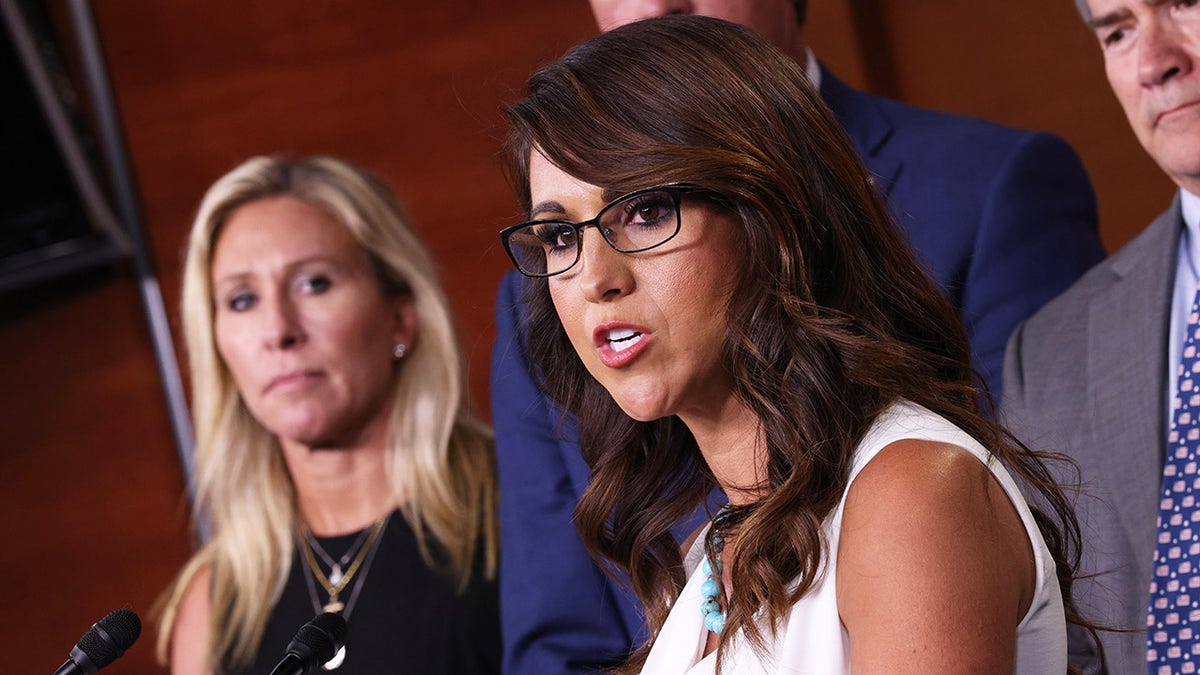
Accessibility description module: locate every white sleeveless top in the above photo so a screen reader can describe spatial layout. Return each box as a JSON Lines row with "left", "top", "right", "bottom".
{"left": 640, "top": 401, "right": 1066, "bottom": 674}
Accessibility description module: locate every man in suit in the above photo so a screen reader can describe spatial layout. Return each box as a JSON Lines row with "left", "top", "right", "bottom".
{"left": 493, "top": 1, "right": 1106, "bottom": 672}
{"left": 1002, "top": 1, "right": 1200, "bottom": 673}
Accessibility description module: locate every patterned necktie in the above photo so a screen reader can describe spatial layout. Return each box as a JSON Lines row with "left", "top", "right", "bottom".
{"left": 1148, "top": 285, "right": 1200, "bottom": 674}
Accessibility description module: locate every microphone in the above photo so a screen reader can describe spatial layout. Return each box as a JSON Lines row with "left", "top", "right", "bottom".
{"left": 267, "top": 612, "right": 348, "bottom": 675}
{"left": 53, "top": 608, "right": 142, "bottom": 674}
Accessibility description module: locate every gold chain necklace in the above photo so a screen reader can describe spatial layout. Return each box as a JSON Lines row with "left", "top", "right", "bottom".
{"left": 300, "top": 515, "right": 387, "bottom": 612}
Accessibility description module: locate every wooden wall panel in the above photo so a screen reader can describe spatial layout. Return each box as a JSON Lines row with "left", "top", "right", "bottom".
{"left": 0, "top": 1, "right": 1179, "bottom": 673}
{"left": 0, "top": 271, "right": 193, "bottom": 674}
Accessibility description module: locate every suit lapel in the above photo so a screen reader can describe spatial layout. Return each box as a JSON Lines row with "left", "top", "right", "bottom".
{"left": 818, "top": 65, "right": 901, "bottom": 198}
{"left": 1087, "top": 198, "right": 1183, "bottom": 577}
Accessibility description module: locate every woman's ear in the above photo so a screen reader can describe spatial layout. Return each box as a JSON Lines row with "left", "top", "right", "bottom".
{"left": 391, "top": 292, "right": 419, "bottom": 357}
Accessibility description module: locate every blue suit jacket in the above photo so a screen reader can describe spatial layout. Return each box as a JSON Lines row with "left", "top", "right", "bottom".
{"left": 490, "top": 66, "right": 1105, "bottom": 674}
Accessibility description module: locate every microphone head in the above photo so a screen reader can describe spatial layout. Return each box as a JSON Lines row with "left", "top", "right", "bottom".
{"left": 74, "top": 609, "right": 141, "bottom": 671}
{"left": 287, "top": 612, "right": 348, "bottom": 670}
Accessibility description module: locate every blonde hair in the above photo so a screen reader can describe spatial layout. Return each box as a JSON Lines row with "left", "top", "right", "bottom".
{"left": 156, "top": 156, "right": 497, "bottom": 671}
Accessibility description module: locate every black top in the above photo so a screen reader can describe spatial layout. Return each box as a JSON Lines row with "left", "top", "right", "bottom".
{"left": 230, "top": 512, "right": 499, "bottom": 675}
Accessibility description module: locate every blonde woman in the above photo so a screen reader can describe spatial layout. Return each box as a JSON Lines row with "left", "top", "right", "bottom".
{"left": 157, "top": 156, "right": 498, "bottom": 674}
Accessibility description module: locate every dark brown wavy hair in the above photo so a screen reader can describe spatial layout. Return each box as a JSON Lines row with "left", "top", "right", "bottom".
{"left": 503, "top": 15, "right": 1089, "bottom": 673}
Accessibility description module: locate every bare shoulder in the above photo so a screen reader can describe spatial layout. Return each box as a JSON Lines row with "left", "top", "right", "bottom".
{"left": 170, "top": 563, "right": 214, "bottom": 675}
{"left": 836, "top": 439, "right": 1035, "bottom": 673}
{"left": 843, "top": 438, "right": 1002, "bottom": 517}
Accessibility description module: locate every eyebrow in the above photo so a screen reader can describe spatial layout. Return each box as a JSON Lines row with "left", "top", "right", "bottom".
{"left": 1088, "top": 0, "right": 1171, "bottom": 30}
{"left": 213, "top": 255, "right": 342, "bottom": 286}
{"left": 528, "top": 189, "right": 629, "bottom": 220}
{"left": 1088, "top": 7, "right": 1131, "bottom": 29}
{"left": 529, "top": 200, "right": 567, "bottom": 219}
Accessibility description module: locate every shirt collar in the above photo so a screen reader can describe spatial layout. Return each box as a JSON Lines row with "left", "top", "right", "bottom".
{"left": 1183, "top": 188, "right": 1200, "bottom": 234}
{"left": 804, "top": 47, "right": 821, "bottom": 91}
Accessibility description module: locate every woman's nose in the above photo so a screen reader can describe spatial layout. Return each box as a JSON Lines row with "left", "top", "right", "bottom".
{"left": 263, "top": 294, "right": 305, "bottom": 349}
{"left": 575, "top": 228, "right": 634, "bottom": 302}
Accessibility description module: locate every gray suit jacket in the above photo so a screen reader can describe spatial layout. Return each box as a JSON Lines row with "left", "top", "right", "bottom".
{"left": 1002, "top": 195, "right": 1183, "bottom": 674}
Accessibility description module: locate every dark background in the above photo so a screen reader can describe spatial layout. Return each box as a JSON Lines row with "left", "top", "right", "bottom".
{"left": 0, "top": 1, "right": 1174, "bottom": 672}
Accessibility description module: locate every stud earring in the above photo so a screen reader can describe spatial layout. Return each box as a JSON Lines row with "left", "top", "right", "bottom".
{"left": 394, "top": 343, "right": 407, "bottom": 359}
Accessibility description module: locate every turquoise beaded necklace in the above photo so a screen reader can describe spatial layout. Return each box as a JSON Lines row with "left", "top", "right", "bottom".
{"left": 700, "top": 509, "right": 733, "bottom": 634}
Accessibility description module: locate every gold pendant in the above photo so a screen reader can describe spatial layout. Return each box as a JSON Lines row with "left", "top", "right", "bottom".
{"left": 323, "top": 600, "right": 344, "bottom": 613}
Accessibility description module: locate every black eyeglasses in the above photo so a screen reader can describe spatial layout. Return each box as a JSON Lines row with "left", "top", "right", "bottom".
{"left": 500, "top": 185, "right": 694, "bottom": 278}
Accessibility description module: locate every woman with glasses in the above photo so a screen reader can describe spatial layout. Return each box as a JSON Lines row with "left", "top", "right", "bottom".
{"left": 499, "top": 16, "right": 1094, "bottom": 674}
{"left": 156, "top": 156, "right": 500, "bottom": 674}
